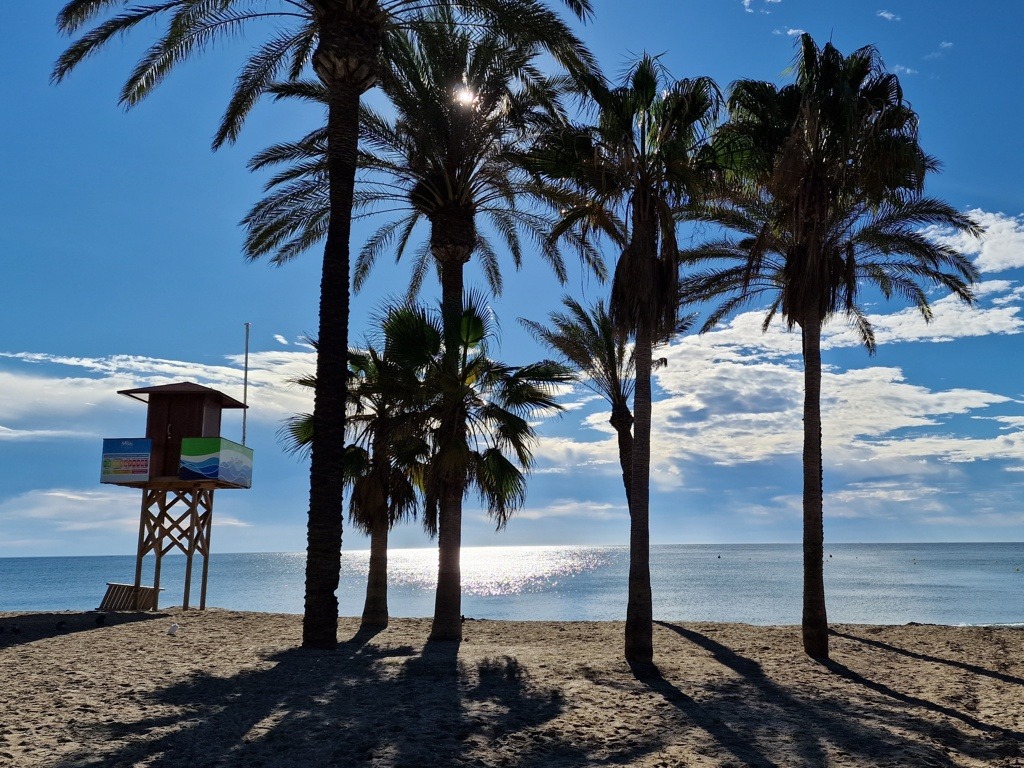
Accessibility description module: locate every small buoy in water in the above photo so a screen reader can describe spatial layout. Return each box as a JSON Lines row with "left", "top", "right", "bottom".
{"left": 167, "top": 623, "right": 179, "bottom": 636}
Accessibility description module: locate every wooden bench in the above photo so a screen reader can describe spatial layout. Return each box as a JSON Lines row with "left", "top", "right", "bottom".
{"left": 98, "top": 583, "right": 162, "bottom": 611}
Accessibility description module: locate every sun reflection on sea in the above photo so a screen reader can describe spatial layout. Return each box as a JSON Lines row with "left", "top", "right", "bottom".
{"left": 345, "top": 545, "right": 612, "bottom": 596}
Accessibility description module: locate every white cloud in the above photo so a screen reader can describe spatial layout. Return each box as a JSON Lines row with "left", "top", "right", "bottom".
{"left": 0, "top": 348, "right": 316, "bottom": 429}
{"left": 923, "top": 40, "right": 954, "bottom": 61}
{"left": 651, "top": 331, "right": 1017, "bottom": 471}
{"left": 273, "top": 334, "right": 289, "bottom": 345}
{"left": 877, "top": 10, "right": 900, "bottom": 21}
{"left": 893, "top": 65, "right": 918, "bottom": 76}
{"left": 0, "top": 486, "right": 251, "bottom": 556}
{"left": 786, "top": 28, "right": 805, "bottom": 36}
{"left": 922, "top": 210, "right": 1024, "bottom": 273}
{"left": 0, "top": 424, "right": 92, "bottom": 441}
{"left": 0, "top": 488, "right": 140, "bottom": 534}
{"left": 517, "top": 499, "right": 628, "bottom": 521}
{"left": 821, "top": 286, "right": 1024, "bottom": 349}
{"left": 533, "top": 231, "right": 1024, "bottom": 487}
{"left": 742, "top": 0, "right": 754, "bottom": 12}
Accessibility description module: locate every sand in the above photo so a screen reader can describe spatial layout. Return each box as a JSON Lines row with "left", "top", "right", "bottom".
{"left": 0, "top": 609, "right": 1021, "bottom": 767}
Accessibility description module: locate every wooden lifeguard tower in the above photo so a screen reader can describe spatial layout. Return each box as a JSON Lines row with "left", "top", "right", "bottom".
{"left": 99, "top": 382, "right": 253, "bottom": 611}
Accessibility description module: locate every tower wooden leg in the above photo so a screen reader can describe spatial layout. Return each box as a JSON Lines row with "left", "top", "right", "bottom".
{"left": 182, "top": 488, "right": 201, "bottom": 611}
{"left": 199, "top": 489, "right": 213, "bottom": 610}
{"left": 133, "top": 491, "right": 149, "bottom": 610}
{"left": 153, "top": 549, "right": 163, "bottom": 611}
{"left": 130, "top": 484, "right": 217, "bottom": 613}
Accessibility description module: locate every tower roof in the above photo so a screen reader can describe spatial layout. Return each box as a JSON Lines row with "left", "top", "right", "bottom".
{"left": 117, "top": 382, "right": 247, "bottom": 409}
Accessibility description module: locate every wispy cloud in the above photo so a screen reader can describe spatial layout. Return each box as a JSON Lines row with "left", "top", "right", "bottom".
{"left": 0, "top": 488, "right": 140, "bottom": 534}
{"left": 877, "top": 10, "right": 900, "bottom": 21}
{"left": 517, "top": 499, "right": 628, "bottom": 521}
{"left": 0, "top": 487, "right": 251, "bottom": 556}
{"left": 0, "top": 348, "right": 316, "bottom": 430}
{"left": 924, "top": 40, "right": 954, "bottom": 60}
{"left": 893, "top": 65, "right": 918, "bottom": 76}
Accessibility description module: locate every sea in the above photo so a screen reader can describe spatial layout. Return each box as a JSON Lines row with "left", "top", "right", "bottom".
{"left": 1, "top": 543, "right": 1022, "bottom": 626}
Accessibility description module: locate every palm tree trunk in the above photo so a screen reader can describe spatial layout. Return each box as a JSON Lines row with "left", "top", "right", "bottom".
{"left": 625, "top": 327, "right": 653, "bottom": 664}
{"left": 430, "top": 483, "right": 464, "bottom": 641}
{"left": 610, "top": 403, "right": 634, "bottom": 510}
{"left": 361, "top": 516, "right": 389, "bottom": 628}
{"left": 430, "top": 254, "right": 469, "bottom": 642}
{"left": 439, "top": 258, "right": 465, "bottom": 358}
{"left": 302, "top": 78, "right": 362, "bottom": 650}
{"left": 801, "top": 314, "right": 829, "bottom": 659}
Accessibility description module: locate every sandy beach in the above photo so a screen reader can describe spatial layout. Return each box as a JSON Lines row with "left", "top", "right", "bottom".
{"left": 0, "top": 609, "right": 1020, "bottom": 767}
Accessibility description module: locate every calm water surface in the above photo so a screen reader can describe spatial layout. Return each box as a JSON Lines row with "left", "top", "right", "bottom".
{"left": 1, "top": 544, "right": 1021, "bottom": 625}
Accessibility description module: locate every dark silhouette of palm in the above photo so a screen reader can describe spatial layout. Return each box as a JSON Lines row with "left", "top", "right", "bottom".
{"left": 683, "top": 34, "right": 980, "bottom": 659}
{"left": 283, "top": 344, "right": 427, "bottom": 630}
{"left": 520, "top": 297, "right": 636, "bottom": 507}
{"left": 54, "top": 0, "right": 595, "bottom": 648}
{"left": 523, "top": 55, "right": 718, "bottom": 663}
{"left": 381, "top": 297, "right": 572, "bottom": 638}
{"left": 242, "top": 12, "right": 601, "bottom": 640}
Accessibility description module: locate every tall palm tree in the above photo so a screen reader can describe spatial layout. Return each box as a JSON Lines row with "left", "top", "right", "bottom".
{"left": 54, "top": 0, "right": 595, "bottom": 649}
{"left": 284, "top": 344, "right": 427, "bottom": 629}
{"left": 523, "top": 56, "right": 718, "bottom": 664}
{"left": 520, "top": 296, "right": 635, "bottom": 507}
{"left": 683, "top": 34, "right": 980, "bottom": 659}
{"left": 243, "top": 13, "right": 601, "bottom": 640}
{"left": 381, "top": 296, "right": 571, "bottom": 639}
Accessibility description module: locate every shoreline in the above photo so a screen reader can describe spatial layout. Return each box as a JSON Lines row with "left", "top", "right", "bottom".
{"left": 4, "top": 607, "right": 1022, "bottom": 628}
{"left": 1, "top": 609, "right": 1022, "bottom": 766}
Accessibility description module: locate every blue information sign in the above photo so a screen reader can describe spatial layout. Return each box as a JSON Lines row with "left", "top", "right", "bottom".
{"left": 101, "top": 438, "right": 152, "bottom": 484}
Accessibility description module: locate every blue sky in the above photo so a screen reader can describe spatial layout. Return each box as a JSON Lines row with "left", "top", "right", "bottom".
{"left": 2, "top": 1, "right": 1023, "bottom": 557}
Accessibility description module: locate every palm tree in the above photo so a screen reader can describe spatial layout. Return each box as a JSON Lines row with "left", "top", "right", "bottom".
{"left": 683, "top": 34, "right": 980, "bottom": 659}
{"left": 520, "top": 296, "right": 635, "bottom": 507}
{"left": 242, "top": 13, "right": 601, "bottom": 640}
{"left": 284, "top": 344, "right": 427, "bottom": 629}
{"left": 523, "top": 56, "right": 719, "bottom": 664}
{"left": 54, "top": 0, "right": 595, "bottom": 648}
{"left": 380, "top": 296, "right": 571, "bottom": 640}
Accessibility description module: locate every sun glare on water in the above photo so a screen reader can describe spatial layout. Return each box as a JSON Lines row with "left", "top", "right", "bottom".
{"left": 378, "top": 546, "right": 609, "bottom": 596}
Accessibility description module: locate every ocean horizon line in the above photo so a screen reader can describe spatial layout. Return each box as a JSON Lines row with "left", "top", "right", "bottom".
{"left": 3, "top": 540, "right": 1023, "bottom": 560}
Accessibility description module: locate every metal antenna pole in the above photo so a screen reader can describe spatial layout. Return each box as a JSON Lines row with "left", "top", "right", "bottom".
{"left": 242, "top": 322, "right": 251, "bottom": 446}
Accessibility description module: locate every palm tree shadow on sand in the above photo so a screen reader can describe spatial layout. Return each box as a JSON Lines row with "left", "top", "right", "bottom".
{"left": 651, "top": 621, "right": 1022, "bottom": 766}
{"left": 47, "top": 632, "right": 576, "bottom": 768}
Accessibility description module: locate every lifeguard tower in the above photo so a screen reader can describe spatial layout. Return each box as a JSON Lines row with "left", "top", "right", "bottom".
{"left": 99, "top": 382, "right": 253, "bottom": 611}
